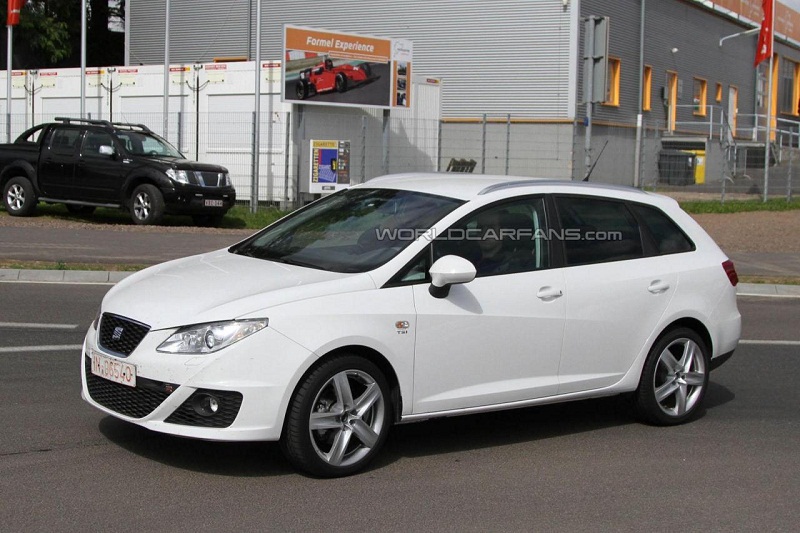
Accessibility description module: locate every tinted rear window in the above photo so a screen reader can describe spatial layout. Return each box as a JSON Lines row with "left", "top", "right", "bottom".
{"left": 630, "top": 204, "right": 695, "bottom": 255}
{"left": 555, "top": 196, "right": 644, "bottom": 266}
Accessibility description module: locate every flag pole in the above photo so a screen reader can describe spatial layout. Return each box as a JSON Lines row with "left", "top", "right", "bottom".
{"left": 763, "top": 0, "right": 775, "bottom": 203}
{"left": 6, "top": 23, "right": 11, "bottom": 142}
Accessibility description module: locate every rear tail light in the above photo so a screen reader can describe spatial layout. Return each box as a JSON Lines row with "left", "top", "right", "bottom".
{"left": 722, "top": 260, "right": 738, "bottom": 286}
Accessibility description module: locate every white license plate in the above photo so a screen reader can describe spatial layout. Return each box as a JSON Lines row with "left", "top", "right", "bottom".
{"left": 204, "top": 199, "right": 223, "bottom": 207}
{"left": 91, "top": 351, "right": 137, "bottom": 388}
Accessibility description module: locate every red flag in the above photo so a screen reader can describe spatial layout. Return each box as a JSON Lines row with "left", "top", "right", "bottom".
{"left": 755, "top": 0, "right": 774, "bottom": 66}
{"left": 7, "top": 0, "right": 23, "bottom": 26}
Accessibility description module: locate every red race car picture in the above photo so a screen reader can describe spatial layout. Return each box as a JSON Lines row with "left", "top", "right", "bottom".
{"left": 295, "top": 58, "right": 374, "bottom": 99}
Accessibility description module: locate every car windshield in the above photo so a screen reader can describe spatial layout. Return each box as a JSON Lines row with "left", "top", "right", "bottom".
{"left": 116, "top": 131, "right": 183, "bottom": 158}
{"left": 231, "top": 188, "right": 464, "bottom": 273}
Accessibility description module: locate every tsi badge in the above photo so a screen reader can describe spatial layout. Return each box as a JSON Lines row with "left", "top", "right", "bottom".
{"left": 395, "top": 321, "right": 410, "bottom": 335}
{"left": 112, "top": 326, "right": 124, "bottom": 341}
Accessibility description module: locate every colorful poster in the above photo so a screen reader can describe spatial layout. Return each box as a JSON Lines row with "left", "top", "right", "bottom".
{"left": 309, "top": 139, "right": 351, "bottom": 194}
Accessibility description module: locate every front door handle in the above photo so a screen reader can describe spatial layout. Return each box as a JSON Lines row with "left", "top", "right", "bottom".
{"left": 648, "top": 280, "right": 671, "bottom": 294}
{"left": 537, "top": 286, "right": 563, "bottom": 301}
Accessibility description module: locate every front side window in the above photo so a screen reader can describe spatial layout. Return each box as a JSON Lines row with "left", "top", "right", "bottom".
{"left": 555, "top": 196, "right": 644, "bottom": 266}
{"left": 81, "top": 131, "right": 115, "bottom": 157}
{"left": 116, "top": 131, "right": 183, "bottom": 158}
{"left": 231, "top": 188, "right": 463, "bottom": 273}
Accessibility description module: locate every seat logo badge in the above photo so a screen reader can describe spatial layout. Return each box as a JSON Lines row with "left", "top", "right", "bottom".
{"left": 112, "top": 326, "right": 124, "bottom": 340}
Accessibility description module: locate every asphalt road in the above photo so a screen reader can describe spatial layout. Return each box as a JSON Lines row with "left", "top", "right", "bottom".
{"left": 0, "top": 283, "right": 798, "bottom": 531}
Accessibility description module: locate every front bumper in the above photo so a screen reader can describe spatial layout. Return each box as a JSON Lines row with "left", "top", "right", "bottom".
{"left": 161, "top": 185, "right": 236, "bottom": 215}
{"left": 80, "top": 320, "right": 315, "bottom": 441}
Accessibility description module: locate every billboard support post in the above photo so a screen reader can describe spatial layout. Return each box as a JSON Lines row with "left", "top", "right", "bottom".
{"left": 284, "top": 110, "right": 291, "bottom": 209}
{"left": 382, "top": 109, "right": 390, "bottom": 175}
{"left": 481, "top": 113, "right": 487, "bottom": 174}
{"left": 437, "top": 120, "right": 442, "bottom": 172}
{"left": 361, "top": 115, "right": 367, "bottom": 182}
{"left": 505, "top": 114, "right": 511, "bottom": 175}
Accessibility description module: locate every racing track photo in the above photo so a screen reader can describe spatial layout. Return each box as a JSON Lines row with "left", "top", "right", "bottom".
{"left": 284, "top": 61, "right": 392, "bottom": 107}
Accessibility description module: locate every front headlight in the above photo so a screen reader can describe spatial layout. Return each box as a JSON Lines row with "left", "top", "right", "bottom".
{"left": 157, "top": 319, "right": 268, "bottom": 354}
{"left": 166, "top": 168, "right": 189, "bottom": 184}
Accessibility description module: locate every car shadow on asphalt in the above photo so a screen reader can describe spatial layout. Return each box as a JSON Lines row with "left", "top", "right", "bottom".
{"left": 97, "top": 382, "right": 735, "bottom": 477}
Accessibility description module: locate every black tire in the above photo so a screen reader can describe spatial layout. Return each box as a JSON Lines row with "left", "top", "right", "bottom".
{"left": 192, "top": 214, "right": 224, "bottom": 227}
{"left": 634, "top": 327, "right": 710, "bottom": 426}
{"left": 3, "top": 176, "right": 37, "bottom": 216}
{"left": 129, "top": 184, "right": 164, "bottom": 225}
{"left": 295, "top": 80, "right": 309, "bottom": 100}
{"left": 281, "top": 354, "right": 392, "bottom": 477}
{"left": 360, "top": 62, "right": 372, "bottom": 77}
{"left": 66, "top": 204, "right": 96, "bottom": 215}
{"left": 335, "top": 73, "right": 348, "bottom": 93}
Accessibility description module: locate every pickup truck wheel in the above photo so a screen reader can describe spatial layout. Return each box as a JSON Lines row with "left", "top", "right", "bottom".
{"left": 130, "top": 184, "right": 164, "bottom": 225}
{"left": 3, "top": 176, "right": 37, "bottom": 216}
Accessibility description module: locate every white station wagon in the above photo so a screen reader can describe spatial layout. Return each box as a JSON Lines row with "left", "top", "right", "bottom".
{"left": 81, "top": 174, "right": 741, "bottom": 477}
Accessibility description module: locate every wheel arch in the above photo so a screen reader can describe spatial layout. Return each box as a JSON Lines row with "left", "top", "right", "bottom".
{"left": 292, "top": 344, "right": 403, "bottom": 425}
{"left": 657, "top": 317, "right": 713, "bottom": 356}
{"left": 121, "top": 172, "right": 169, "bottom": 206}
{"left": 0, "top": 161, "right": 38, "bottom": 192}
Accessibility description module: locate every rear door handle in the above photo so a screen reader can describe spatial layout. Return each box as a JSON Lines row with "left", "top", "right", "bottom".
{"left": 648, "top": 280, "right": 670, "bottom": 294}
{"left": 537, "top": 286, "right": 563, "bottom": 301}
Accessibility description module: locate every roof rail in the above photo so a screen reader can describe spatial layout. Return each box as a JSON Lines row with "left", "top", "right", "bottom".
{"left": 54, "top": 117, "right": 113, "bottom": 128}
{"left": 110, "top": 121, "right": 152, "bottom": 133}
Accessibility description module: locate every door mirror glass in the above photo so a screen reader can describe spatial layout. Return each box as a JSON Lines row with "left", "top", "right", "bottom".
{"left": 98, "top": 145, "right": 115, "bottom": 157}
{"left": 428, "top": 255, "right": 476, "bottom": 298}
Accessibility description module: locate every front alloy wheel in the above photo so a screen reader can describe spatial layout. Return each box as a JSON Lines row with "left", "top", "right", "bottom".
{"left": 282, "top": 355, "right": 391, "bottom": 477}
{"left": 130, "top": 184, "right": 164, "bottom": 225}
{"left": 3, "top": 176, "right": 37, "bottom": 216}
{"left": 635, "top": 328, "right": 709, "bottom": 425}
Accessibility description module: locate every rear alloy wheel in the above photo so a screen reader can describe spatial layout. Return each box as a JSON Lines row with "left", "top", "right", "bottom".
{"left": 3, "top": 176, "right": 37, "bottom": 216}
{"left": 635, "top": 328, "right": 710, "bottom": 425}
{"left": 281, "top": 355, "right": 391, "bottom": 477}
{"left": 130, "top": 184, "right": 164, "bottom": 225}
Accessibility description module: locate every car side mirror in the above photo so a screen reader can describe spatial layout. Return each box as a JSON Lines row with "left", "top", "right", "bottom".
{"left": 428, "top": 255, "right": 476, "bottom": 299}
{"left": 98, "top": 145, "right": 115, "bottom": 157}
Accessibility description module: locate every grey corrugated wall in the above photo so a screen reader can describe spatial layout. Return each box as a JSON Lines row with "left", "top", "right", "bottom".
{"left": 127, "top": 0, "right": 576, "bottom": 119}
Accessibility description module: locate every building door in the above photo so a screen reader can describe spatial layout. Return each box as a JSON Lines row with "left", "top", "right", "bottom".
{"left": 667, "top": 71, "right": 678, "bottom": 132}
{"left": 727, "top": 86, "right": 738, "bottom": 142}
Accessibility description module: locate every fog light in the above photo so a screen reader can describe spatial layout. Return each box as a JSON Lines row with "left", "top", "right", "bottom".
{"left": 191, "top": 393, "right": 220, "bottom": 417}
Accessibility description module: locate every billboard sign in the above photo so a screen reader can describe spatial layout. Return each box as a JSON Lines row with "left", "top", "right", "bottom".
{"left": 309, "top": 139, "right": 351, "bottom": 194}
{"left": 283, "top": 24, "right": 412, "bottom": 110}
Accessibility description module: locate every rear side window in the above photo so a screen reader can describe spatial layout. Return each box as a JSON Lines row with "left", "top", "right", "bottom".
{"left": 630, "top": 204, "right": 695, "bottom": 255}
{"left": 49, "top": 128, "right": 82, "bottom": 155}
{"left": 555, "top": 196, "right": 644, "bottom": 266}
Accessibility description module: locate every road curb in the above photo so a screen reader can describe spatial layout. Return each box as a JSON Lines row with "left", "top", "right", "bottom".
{"left": 0, "top": 269, "right": 134, "bottom": 283}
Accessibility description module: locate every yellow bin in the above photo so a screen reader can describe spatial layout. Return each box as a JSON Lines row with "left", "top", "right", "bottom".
{"left": 687, "top": 150, "right": 706, "bottom": 184}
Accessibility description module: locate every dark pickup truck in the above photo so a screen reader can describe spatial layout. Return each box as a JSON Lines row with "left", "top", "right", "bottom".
{"left": 0, "top": 117, "right": 236, "bottom": 225}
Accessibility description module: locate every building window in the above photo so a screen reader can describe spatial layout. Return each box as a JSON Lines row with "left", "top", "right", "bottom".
{"left": 643, "top": 65, "right": 652, "bottom": 111}
{"left": 716, "top": 83, "right": 723, "bottom": 103}
{"left": 780, "top": 57, "right": 800, "bottom": 115}
{"left": 693, "top": 78, "right": 707, "bottom": 116}
{"left": 604, "top": 57, "right": 621, "bottom": 106}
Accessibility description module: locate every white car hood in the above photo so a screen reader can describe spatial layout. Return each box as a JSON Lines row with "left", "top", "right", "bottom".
{"left": 102, "top": 249, "right": 375, "bottom": 330}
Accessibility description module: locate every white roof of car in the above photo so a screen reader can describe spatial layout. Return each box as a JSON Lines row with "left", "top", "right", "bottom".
{"left": 362, "top": 172, "right": 652, "bottom": 202}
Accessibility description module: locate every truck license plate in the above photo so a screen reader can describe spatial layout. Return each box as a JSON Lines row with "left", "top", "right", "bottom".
{"left": 204, "top": 199, "right": 223, "bottom": 207}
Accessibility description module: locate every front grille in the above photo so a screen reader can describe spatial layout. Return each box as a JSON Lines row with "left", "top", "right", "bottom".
{"left": 98, "top": 313, "right": 150, "bottom": 357}
{"left": 194, "top": 171, "right": 225, "bottom": 187}
{"left": 165, "top": 390, "right": 243, "bottom": 428}
{"left": 85, "top": 356, "right": 176, "bottom": 419}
